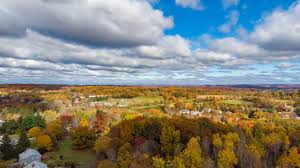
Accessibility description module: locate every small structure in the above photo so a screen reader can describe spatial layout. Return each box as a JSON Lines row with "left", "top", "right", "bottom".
{"left": 24, "top": 161, "right": 47, "bottom": 168}
{"left": 0, "top": 119, "right": 5, "bottom": 127}
{"left": 283, "top": 103, "right": 295, "bottom": 113}
{"left": 19, "top": 149, "right": 42, "bottom": 167}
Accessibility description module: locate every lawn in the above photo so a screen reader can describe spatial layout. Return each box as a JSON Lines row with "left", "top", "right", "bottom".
{"left": 45, "top": 138, "right": 96, "bottom": 168}
{"left": 219, "top": 99, "right": 253, "bottom": 105}
{"left": 130, "top": 96, "right": 163, "bottom": 106}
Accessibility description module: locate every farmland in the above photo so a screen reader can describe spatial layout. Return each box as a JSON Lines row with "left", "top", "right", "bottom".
{"left": 0, "top": 85, "right": 300, "bottom": 168}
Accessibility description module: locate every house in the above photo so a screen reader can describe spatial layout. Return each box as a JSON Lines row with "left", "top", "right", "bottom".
{"left": 179, "top": 109, "right": 202, "bottom": 117}
{"left": 24, "top": 161, "right": 47, "bottom": 168}
{"left": 0, "top": 119, "right": 5, "bottom": 127}
{"left": 118, "top": 104, "right": 128, "bottom": 107}
{"left": 283, "top": 103, "right": 295, "bottom": 113}
{"left": 19, "top": 149, "right": 42, "bottom": 166}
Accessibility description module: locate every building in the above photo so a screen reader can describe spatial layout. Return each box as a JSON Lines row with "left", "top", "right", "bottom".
{"left": 19, "top": 149, "right": 43, "bottom": 167}
{"left": 0, "top": 119, "right": 4, "bottom": 127}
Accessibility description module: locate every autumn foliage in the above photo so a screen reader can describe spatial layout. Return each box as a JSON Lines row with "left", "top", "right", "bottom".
{"left": 36, "top": 134, "right": 53, "bottom": 152}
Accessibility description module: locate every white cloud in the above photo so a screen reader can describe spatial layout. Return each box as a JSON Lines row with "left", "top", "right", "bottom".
{"left": 209, "top": 37, "right": 263, "bottom": 58}
{"left": 136, "top": 35, "right": 191, "bottom": 59}
{"left": 175, "top": 0, "right": 204, "bottom": 10}
{"left": 195, "top": 49, "right": 233, "bottom": 62}
{"left": 219, "top": 10, "right": 239, "bottom": 33}
{"left": 222, "top": 0, "right": 239, "bottom": 9}
{"left": 0, "top": 0, "right": 300, "bottom": 84}
{"left": 0, "top": 0, "right": 173, "bottom": 47}
{"left": 250, "top": 1, "right": 300, "bottom": 51}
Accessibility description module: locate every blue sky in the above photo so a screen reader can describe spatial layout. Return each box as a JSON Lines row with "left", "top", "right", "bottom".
{"left": 0, "top": 0, "right": 299, "bottom": 85}
{"left": 157, "top": 0, "right": 295, "bottom": 36}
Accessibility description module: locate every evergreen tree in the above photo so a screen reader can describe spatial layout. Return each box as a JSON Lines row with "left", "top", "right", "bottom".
{"left": 0, "top": 134, "right": 14, "bottom": 160}
{"left": 15, "top": 130, "right": 30, "bottom": 154}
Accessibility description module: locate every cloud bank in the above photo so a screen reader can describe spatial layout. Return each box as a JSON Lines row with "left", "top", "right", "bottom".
{"left": 0, "top": 0, "right": 299, "bottom": 84}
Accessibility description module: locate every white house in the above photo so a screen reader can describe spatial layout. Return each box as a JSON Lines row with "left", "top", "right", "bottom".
{"left": 24, "top": 161, "right": 48, "bottom": 168}
{"left": 19, "top": 149, "right": 42, "bottom": 166}
{"left": 0, "top": 120, "right": 5, "bottom": 127}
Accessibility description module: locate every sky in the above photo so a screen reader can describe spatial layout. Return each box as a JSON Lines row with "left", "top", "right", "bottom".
{"left": 0, "top": 0, "right": 300, "bottom": 85}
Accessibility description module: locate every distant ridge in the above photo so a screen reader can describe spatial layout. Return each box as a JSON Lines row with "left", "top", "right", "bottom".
{"left": 0, "top": 84, "right": 300, "bottom": 90}
{"left": 227, "top": 84, "right": 300, "bottom": 90}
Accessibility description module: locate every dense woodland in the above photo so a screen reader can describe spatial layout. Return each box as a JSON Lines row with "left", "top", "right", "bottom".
{"left": 1, "top": 85, "right": 300, "bottom": 168}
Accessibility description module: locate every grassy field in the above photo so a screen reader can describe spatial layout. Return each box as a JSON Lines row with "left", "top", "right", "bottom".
{"left": 45, "top": 138, "right": 96, "bottom": 168}
{"left": 106, "top": 96, "right": 163, "bottom": 106}
{"left": 219, "top": 99, "right": 253, "bottom": 105}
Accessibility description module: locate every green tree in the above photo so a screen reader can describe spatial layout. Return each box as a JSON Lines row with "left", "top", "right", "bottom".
{"left": 182, "top": 137, "right": 203, "bottom": 168}
{"left": 0, "top": 134, "right": 14, "bottom": 160}
{"left": 15, "top": 130, "right": 30, "bottom": 154}
{"left": 0, "top": 120, "right": 18, "bottom": 134}
{"left": 20, "top": 115, "right": 45, "bottom": 131}
{"left": 160, "top": 126, "right": 181, "bottom": 156}
{"left": 117, "top": 142, "right": 132, "bottom": 168}
{"left": 295, "top": 107, "right": 300, "bottom": 117}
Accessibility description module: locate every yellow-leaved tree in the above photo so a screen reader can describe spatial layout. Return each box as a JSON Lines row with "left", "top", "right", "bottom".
{"left": 46, "top": 120, "right": 63, "bottom": 140}
{"left": 79, "top": 118, "right": 89, "bottom": 127}
{"left": 278, "top": 147, "right": 300, "bottom": 167}
{"left": 28, "top": 126, "right": 43, "bottom": 138}
{"left": 43, "top": 110, "right": 57, "bottom": 123}
{"left": 36, "top": 134, "right": 53, "bottom": 152}
{"left": 182, "top": 137, "right": 203, "bottom": 168}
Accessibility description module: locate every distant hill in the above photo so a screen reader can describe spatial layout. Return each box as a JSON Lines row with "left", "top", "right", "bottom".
{"left": 0, "top": 84, "right": 300, "bottom": 90}
{"left": 227, "top": 84, "right": 300, "bottom": 90}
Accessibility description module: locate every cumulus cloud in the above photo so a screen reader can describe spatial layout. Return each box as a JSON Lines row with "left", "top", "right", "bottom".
{"left": 175, "top": 0, "right": 204, "bottom": 10}
{"left": 250, "top": 1, "right": 300, "bottom": 51}
{"left": 0, "top": 0, "right": 173, "bottom": 47}
{"left": 0, "top": 0, "right": 300, "bottom": 84}
{"left": 136, "top": 35, "right": 191, "bottom": 59}
{"left": 219, "top": 10, "right": 240, "bottom": 33}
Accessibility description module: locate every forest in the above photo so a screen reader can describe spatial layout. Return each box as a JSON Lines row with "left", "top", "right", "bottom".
{"left": 0, "top": 85, "right": 300, "bottom": 168}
